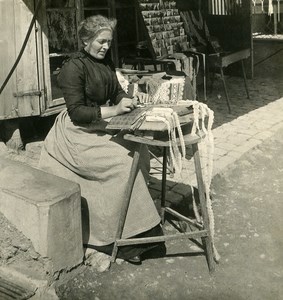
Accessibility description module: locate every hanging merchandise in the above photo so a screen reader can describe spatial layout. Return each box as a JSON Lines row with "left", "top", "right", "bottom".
{"left": 268, "top": 0, "right": 273, "bottom": 15}
{"left": 189, "top": 10, "right": 203, "bottom": 30}
{"left": 138, "top": 0, "right": 189, "bottom": 58}
{"left": 181, "top": 11, "right": 207, "bottom": 46}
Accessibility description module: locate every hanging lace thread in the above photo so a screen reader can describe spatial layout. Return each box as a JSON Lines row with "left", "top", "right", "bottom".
{"left": 178, "top": 100, "right": 220, "bottom": 262}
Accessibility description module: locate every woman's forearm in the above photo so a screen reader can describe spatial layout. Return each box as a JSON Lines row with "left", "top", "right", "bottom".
{"left": 100, "top": 105, "right": 118, "bottom": 119}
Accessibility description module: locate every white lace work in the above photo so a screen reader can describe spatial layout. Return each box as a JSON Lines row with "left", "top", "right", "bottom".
{"left": 143, "top": 77, "right": 186, "bottom": 105}
{"left": 116, "top": 70, "right": 129, "bottom": 93}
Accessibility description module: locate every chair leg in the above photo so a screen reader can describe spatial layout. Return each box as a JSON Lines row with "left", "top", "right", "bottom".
{"left": 202, "top": 54, "right": 207, "bottom": 102}
{"left": 241, "top": 60, "right": 250, "bottom": 99}
{"left": 209, "top": 65, "right": 217, "bottom": 95}
{"left": 111, "top": 146, "right": 142, "bottom": 262}
{"left": 220, "top": 67, "right": 232, "bottom": 114}
{"left": 160, "top": 147, "right": 167, "bottom": 224}
{"left": 138, "top": 62, "right": 145, "bottom": 70}
{"left": 192, "top": 143, "right": 215, "bottom": 273}
{"left": 153, "top": 63, "right": 158, "bottom": 71}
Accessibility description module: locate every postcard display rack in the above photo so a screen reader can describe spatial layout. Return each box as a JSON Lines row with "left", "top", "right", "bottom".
{"left": 138, "top": 0, "right": 190, "bottom": 58}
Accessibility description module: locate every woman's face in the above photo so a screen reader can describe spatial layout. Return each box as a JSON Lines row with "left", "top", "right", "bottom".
{"left": 84, "top": 29, "right": 113, "bottom": 60}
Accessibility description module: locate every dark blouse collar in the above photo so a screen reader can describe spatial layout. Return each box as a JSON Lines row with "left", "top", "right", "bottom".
{"left": 81, "top": 49, "right": 110, "bottom": 64}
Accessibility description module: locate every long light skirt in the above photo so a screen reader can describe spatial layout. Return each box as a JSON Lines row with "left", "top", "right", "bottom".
{"left": 39, "top": 110, "right": 161, "bottom": 246}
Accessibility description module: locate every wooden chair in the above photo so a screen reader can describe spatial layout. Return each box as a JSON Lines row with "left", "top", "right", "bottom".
{"left": 180, "top": 9, "right": 251, "bottom": 113}
{"left": 208, "top": 49, "right": 250, "bottom": 113}
{"left": 111, "top": 131, "right": 216, "bottom": 273}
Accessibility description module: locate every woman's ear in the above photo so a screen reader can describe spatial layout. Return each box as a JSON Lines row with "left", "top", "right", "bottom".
{"left": 83, "top": 41, "right": 89, "bottom": 51}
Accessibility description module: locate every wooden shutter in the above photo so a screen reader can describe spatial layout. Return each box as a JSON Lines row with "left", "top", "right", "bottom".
{"left": 0, "top": 0, "right": 41, "bottom": 120}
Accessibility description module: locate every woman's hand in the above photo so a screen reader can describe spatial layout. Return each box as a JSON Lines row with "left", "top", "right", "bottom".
{"left": 101, "top": 98, "right": 138, "bottom": 119}
{"left": 115, "top": 98, "right": 137, "bottom": 115}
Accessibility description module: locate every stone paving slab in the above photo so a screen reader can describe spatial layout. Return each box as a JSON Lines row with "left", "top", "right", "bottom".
{"left": 212, "top": 97, "right": 283, "bottom": 171}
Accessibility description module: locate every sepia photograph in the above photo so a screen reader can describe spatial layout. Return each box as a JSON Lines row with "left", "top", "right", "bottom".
{"left": 0, "top": 0, "right": 282, "bottom": 299}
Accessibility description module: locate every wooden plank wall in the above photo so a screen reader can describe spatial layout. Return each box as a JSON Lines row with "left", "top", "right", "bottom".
{"left": 0, "top": 0, "right": 17, "bottom": 119}
{"left": 0, "top": 0, "right": 40, "bottom": 120}
{"left": 15, "top": 0, "right": 40, "bottom": 117}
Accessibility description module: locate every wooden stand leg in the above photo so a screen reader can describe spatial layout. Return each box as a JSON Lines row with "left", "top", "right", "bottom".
{"left": 192, "top": 143, "right": 215, "bottom": 273}
{"left": 241, "top": 60, "right": 250, "bottom": 99}
{"left": 220, "top": 67, "right": 231, "bottom": 114}
{"left": 111, "top": 145, "right": 142, "bottom": 262}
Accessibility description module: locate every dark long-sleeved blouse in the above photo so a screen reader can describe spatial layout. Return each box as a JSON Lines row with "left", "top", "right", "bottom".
{"left": 57, "top": 50, "right": 130, "bottom": 124}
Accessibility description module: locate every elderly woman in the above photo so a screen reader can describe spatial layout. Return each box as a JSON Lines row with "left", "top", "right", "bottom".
{"left": 39, "top": 15, "right": 165, "bottom": 265}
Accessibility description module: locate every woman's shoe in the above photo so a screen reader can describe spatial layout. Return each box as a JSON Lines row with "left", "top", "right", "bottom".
{"left": 126, "top": 255, "right": 142, "bottom": 265}
{"left": 141, "top": 243, "right": 167, "bottom": 260}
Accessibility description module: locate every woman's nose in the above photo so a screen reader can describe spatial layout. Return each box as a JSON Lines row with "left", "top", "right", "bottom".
{"left": 103, "top": 43, "right": 110, "bottom": 49}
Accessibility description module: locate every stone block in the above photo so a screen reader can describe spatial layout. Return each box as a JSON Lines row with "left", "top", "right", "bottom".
{"left": 216, "top": 142, "right": 238, "bottom": 151}
{"left": 0, "top": 141, "right": 7, "bottom": 153}
{"left": 271, "top": 124, "right": 283, "bottom": 132}
{"left": 165, "top": 190, "right": 184, "bottom": 205}
{"left": 214, "top": 147, "right": 228, "bottom": 157}
{"left": 0, "top": 157, "right": 84, "bottom": 274}
{"left": 171, "top": 182, "right": 193, "bottom": 198}
{"left": 148, "top": 187, "right": 161, "bottom": 201}
{"left": 149, "top": 183, "right": 163, "bottom": 192}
